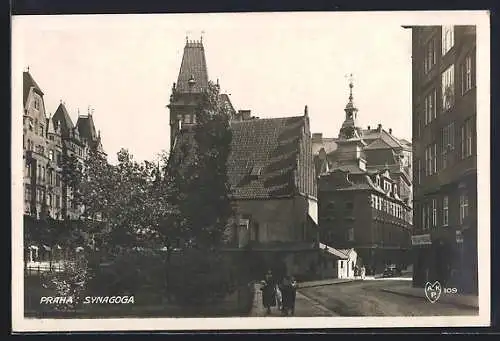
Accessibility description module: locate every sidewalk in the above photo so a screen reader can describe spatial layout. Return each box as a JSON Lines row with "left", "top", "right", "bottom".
{"left": 249, "top": 283, "right": 337, "bottom": 317}
{"left": 381, "top": 283, "right": 479, "bottom": 310}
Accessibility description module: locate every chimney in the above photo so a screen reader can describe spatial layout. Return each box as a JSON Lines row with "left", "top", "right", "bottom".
{"left": 238, "top": 110, "right": 252, "bottom": 120}
{"left": 389, "top": 128, "right": 393, "bottom": 134}
{"left": 367, "top": 126, "right": 371, "bottom": 130}
{"left": 377, "top": 124, "right": 382, "bottom": 132}
{"left": 312, "top": 133, "right": 323, "bottom": 143}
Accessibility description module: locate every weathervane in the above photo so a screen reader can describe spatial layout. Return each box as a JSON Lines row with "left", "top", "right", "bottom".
{"left": 345, "top": 73, "right": 355, "bottom": 100}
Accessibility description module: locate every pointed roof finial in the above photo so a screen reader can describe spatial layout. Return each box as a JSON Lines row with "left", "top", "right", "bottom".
{"left": 346, "top": 73, "right": 354, "bottom": 101}
{"left": 304, "top": 105, "right": 308, "bottom": 117}
{"left": 27, "top": 65, "right": 30, "bottom": 72}
{"left": 201, "top": 30, "right": 205, "bottom": 43}
{"left": 78, "top": 108, "right": 80, "bottom": 115}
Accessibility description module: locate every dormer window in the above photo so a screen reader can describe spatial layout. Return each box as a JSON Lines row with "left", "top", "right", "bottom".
{"left": 250, "top": 165, "right": 262, "bottom": 179}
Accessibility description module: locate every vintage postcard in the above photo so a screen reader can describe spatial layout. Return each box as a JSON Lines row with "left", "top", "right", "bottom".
{"left": 11, "top": 10, "right": 490, "bottom": 332}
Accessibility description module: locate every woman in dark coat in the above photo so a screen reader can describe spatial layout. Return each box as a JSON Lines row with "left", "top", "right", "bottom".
{"left": 261, "top": 270, "right": 276, "bottom": 315}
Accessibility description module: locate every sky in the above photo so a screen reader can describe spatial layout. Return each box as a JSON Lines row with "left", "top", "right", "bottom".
{"left": 14, "top": 12, "right": 414, "bottom": 165}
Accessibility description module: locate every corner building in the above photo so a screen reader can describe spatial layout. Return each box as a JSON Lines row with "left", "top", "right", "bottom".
{"left": 23, "top": 70, "right": 105, "bottom": 259}
{"left": 406, "top": 25, "right": 477, "bottom": 293}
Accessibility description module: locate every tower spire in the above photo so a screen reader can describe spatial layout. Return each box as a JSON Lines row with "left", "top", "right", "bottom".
{"left": 338, "top": 73, "right": 362, "bottom": 139}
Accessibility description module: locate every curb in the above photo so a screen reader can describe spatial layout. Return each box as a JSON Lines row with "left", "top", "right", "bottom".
{"left": 298, "top": 279, "right": 361, "bottom": 289}
{"left": 380, "top": 289, "right": 479, "bottom": 310}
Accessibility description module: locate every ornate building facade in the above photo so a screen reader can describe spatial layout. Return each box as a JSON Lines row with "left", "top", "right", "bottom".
{"left": 23, "top": 70, "right": 105, "bottom": 256}
{"left": 313, "top": 79, "right": 413, "bottom": 274}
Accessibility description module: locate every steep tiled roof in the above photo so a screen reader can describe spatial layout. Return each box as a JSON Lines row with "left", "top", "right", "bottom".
{"left": 169, "top": 115, "right": 317, "bottom": 200}
{"left": 229, "top": 116, "right": 316, "bottom": 199}
{"left": 361, "top": 129, "right": 403, "bottom": 149}
{"left": 76, "top": 115, "right": 98, "bottom": 141}
{"left": 176, "top": 41, "right": 209, "bottom": 93}
{"left": 23, "top": 71, "right": 44, "bottom": 107}
{"left": 52, "top": 103, "right": 75, "bottom": 138}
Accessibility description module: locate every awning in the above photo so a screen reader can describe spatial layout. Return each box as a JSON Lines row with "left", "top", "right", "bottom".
{"left": 43, "top": 245, "right": 51, "bottom": 251}
{"left": 29, "top": 245, "right": 39, "bottom": 250}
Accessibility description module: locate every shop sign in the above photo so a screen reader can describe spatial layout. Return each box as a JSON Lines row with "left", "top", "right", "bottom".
{"left": 411, "top": 234, "right": 432, "bottom": 246}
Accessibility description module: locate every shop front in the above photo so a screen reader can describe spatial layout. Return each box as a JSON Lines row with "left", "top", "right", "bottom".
{"left": 412, "top": 229, "right": 460, "bottom": 288}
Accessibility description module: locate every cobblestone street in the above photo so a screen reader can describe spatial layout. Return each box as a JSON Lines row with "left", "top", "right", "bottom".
{"left": 250, "top": 278, "right": 479, "bottom": 317}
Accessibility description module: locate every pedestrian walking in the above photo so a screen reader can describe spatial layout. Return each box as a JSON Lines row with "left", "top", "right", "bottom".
{"left": 289, "top": 275, "right": 297, "bottom": 315}
{"left": 260, "top": 270, "right": 276, "bottom": 315}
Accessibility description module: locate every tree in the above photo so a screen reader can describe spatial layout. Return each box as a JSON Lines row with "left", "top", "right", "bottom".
{"left": 167, "top": 81, "right": 235, "bottom": 250}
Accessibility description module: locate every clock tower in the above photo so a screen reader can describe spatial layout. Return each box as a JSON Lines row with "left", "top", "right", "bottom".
{"left": 338, "top": 74, "right": 363, "bottom": 140}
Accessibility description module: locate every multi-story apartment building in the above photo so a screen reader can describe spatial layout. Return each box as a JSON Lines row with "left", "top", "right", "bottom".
{"left": 23, "top": 70, "right": 105, "bottom": 258}
{"left": 314, "top": 81, "right": 413, "bottom": 274}
{"left": 405, "top": 26, "right": 477, "bottom": 293}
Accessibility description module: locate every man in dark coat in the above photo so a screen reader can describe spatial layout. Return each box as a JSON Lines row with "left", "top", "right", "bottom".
{"left": 260, "top": 270, "right": 276, "bottom": 315}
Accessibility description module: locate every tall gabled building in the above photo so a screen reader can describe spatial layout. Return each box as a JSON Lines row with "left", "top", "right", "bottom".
{"left": 167, "top": 39, "right": 320, "bottom": 279}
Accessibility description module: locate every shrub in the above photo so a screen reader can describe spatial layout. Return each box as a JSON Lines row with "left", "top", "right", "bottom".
{"left": 167, "top": 249, "right": 237, "bottom": 306}
{"left": 87, "top": 250, "right": 167, "bottom": 303}
{"left": 40, "top": 254, "right": 92, "bottom": 311}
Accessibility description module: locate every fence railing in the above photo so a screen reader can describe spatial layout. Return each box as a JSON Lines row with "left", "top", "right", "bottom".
{"left": 24, "top": 261, "right": 69, "bottom": 276}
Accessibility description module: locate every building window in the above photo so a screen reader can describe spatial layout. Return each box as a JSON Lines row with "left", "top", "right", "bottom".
{"left": 432, "top": 199, "right": 437, "bottom": 228}
{"left": 424, "top": 89, "right": 437, "bottom": 125}
{"left": 462, "top": 55, "right": 473, "bottom": 94}
{"left": 424, "top": 38, "right": 437, "bottom": 74}
{"left": 27, "top": 139, "right": 32, "bottom": 151}
{"left": 56, "top": 195, "right": 60, "bottom": 209}
{"left": 37, "top": 165, "right": 41, "bottom": 181}
{"left": 25, "top": 186, "right": 31, "bottom": 202}
{"left": 347, "top": 228, "right": 354, "bottom": 242}
{"left": 33, "top": 97, "right": 40, "bottom": 110}
{"left": 443, "top": 196, "right": 449, "bottom": 226}
{"left": 48, "top": 193, "right": 52, "bottom": 206}
{"left": 459, "top": 192, "right": 469, "bottom": 224}
{"left": 39, "top": 125, "right": 44, "bottom": 137}
{"left": 416, "top": 159, "right": 421, "bottom": 184}
{"left": 56, "top": 173, "right": 61, "bottom": 187}
{"left": 461, "top": 119, "right": 474, "bottom": 159}
{"left": 345, "top": 202, "right": 354, "bottom": 215}
{"left": 422, "top": 202, "right": 430, "bottom": 230}
{"left": 432, "top": 143, "right": 437, "bottom": 174}
{"left": 441, "top": 122, "right": 455, "bottom": 169}
{"left": 442, "top": 65, "right": 455, "bottom": 111}
{"left": 442, "top": 25, "right": 455, "bottom": 55}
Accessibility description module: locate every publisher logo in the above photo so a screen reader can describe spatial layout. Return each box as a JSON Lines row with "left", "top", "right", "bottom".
{"left": 424, "top": 281, "right": 442, "bottom": 303}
